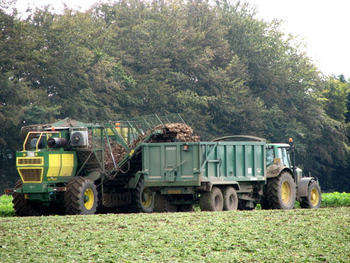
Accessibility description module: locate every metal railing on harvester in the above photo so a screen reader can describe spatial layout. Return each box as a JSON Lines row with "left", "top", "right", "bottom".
{"left": 103, "top": 113, "right": 187, "bottom": 177}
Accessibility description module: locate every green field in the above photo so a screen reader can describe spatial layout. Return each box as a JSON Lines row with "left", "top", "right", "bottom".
{"left": 1, "top": 193, "right": 350, "bottom": 262}
{"left": 0, "top": 207, "right": 349, "bottom": 262}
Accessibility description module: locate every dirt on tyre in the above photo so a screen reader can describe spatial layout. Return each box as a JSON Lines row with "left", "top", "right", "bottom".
{"left": 260, "top": 196, "right": 271, "bottom": 210}
{"left": 300, "top": 181, "right": 321, "bottom": 209}
{"left": 265, "top": 172, "right": 296, "bottom": 210}
{"left": 223, "top": 187, "right": 238, "bottom": 211}
{"left": 154, "top": 193, "right": 177, "bottom": 212}
{"left": 64, "top": 177, "right": 98, "bottom": 215}
{"left": 238, "top": 200, "right": 256, "bottom": 210}
{"left": 134, "top": 177, "right": 155, "bottom": 213}
{"left": 199, "top": 186, "right": 223, "bottom": 211}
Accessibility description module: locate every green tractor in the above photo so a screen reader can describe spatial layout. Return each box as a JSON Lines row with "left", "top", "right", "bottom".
{"left": 261, "top": 139, "right": 321, "bottom": 210}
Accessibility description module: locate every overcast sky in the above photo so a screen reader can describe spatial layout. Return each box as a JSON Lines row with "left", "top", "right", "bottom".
{"left": 15, "top": 0, "right": 350, "bottom": 78}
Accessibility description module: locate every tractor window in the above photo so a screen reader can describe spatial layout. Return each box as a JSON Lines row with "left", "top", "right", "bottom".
{"left": 24, "top": 133, "right": 47, "bottom": 151}
{"left": 281, "top": 148, "right": 290, "bottom": 167}
{"left": 276, "top": 147, "right": 290, "bottom": 167}
{"left": 266, "top": 148, "right": 274, "bottom": 165}
{"left": 277, "top": 148, "right": 283, "bottom": 159}
{"left": 37, "top": 134, "right": 47, "bottom": 149}
{"left": 24, "top": 133, "right": 40, "bottom": 150}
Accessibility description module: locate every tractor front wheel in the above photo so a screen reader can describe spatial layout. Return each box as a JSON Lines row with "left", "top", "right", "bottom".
{"left": 64, "top": 177, "right": 98, "bottom": 215}
{"left": 300, "top": 181, "right": 321, "bottom": 209}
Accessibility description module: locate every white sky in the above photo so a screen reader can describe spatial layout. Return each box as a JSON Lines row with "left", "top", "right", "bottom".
{"left": 15, "top": 0, "right": 350, "bottom": 79}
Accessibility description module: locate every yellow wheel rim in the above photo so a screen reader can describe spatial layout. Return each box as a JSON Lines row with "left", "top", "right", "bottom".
{"left": 84, "top": 188, "right": 94, "bottom": 210}
{"left": 141, "top": 188, "right": 153, "bottom": 208}
{"left": 310, "top": 188, "right": 320, "bottom": 207}
{"left": 281, "top": 181, "right": 291, "bottom": 204}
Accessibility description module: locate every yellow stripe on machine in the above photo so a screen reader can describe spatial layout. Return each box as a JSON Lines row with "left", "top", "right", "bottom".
{"left": 47, "top": 154, "right": 74, "bottom": 177}
{"left": 47, "top": 154, "right": 61, "bottom": 177}
{"left": 60, "top": 154, "right": 74, "bottom": 176}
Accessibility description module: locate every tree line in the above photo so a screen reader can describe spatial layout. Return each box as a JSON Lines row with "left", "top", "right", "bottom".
{"left": 0, "top": 0, "right": 349, "bottom": 192}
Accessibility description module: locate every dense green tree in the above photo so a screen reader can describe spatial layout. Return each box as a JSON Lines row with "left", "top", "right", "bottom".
{"left": 0, "top": 0, "right": 349, "bottom": 192}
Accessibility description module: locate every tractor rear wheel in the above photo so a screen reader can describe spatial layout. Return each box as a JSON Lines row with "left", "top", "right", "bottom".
{"left": 199, "top": 187, "right": 223, "bottom": 211}
{"left": 134, "top": 177, "right": 155, "bottom": 213}
{"left": 265, "top": 172, "right": 296, "bottom": 210}
{"left": 260, "top": 197, "right": 271, "bottom": 210}
{"left": 12, "top": 180, "right": 40, "bottom": 216}
{"left": 64, "top": 177, "right": 98, "bottom": 215}
{"left": 300, "top": 181, "right": 321, "bottom": 209}
{"left": 223, "top": 187, "right": 238, "bottom": 211}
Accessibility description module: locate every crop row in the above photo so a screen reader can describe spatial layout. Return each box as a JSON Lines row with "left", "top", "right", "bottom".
{"left": 0, "top": 206, "right": 349, "bottom": 262}
{"left": 1, "top": 192, "right": 350, "bottom": 217}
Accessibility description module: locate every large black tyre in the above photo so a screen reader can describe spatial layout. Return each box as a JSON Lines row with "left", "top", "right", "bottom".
{"left": 199, "top": 187, "right": 223, "bottom": 211}
{"left": 154, "top": 193, "right": 177, "bottom": 212}
{"left": 260, "top": 196, "right": 271, "bottom": 210}
{"left": 265, "top": 172, "right": 296, "bottom": 210}
{"left": 238, "top": 200, "right": 256, "bottom": 210}
{"left": 12, "top": 180, "right": 40, "bottom": 216}
{"left": 223, "top": 187, "right": 238, "bottom": 211}
{"left": 300, "top": 181, "right": 321, "bottom": 209}
{"left": 64, "top": 177, "right": 98, "bottom": 215}
{"left": 134, "top": 177, "right": 155, "bottom": 213}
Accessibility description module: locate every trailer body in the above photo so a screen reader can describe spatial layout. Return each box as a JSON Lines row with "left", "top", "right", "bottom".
{"left": 139, "top": 140, "right": 320, "bottom": 211}
{"left": 142, "top": 141, "right": 266, "bottom": 186}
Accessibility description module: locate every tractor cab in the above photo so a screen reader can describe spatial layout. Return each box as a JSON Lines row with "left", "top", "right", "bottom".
{"left": 266, "top": 143, "right": 292, "bottom": 168}
{"left": 266, "top": 139, "right": 304, "bottom": 184}
{"left": 16, "top": 129, "right": 77, "bottom": 196}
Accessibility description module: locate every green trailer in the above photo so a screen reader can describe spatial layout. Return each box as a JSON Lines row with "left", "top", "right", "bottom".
{"left": 135, "top": 137, "right": 321, "bottom": 212}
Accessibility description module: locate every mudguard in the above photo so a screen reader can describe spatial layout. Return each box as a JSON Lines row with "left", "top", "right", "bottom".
{"left": 128, "top": 172, "right": 143, "bottom": 189}
{"left": 297, "top": 177, "right": 317, "bottom": 198}
{"left": 267, "top": 163, "right": 292, "bottom": 178}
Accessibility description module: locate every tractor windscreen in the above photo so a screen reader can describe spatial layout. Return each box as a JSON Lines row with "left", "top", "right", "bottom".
{"left": 23, "top": 132, "right": 59, "bottom": 151}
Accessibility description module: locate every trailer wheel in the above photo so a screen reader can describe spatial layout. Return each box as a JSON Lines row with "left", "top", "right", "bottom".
{"left": 134, "top": 177, "right": 154, "bottom": 213}
{"left": 265, "top": 172, "right": 296, "bottom": 210}
{"left": 300, "top": 181, "right": 321, "bottom": 209}
{"left": 223, "top": 187, "right": 238, "bottom": 211}
{"left": 238, "top": 200, "right": 256, "bottom": 210}
{"left": 12, "top": 180, "right": 40, "bottom": 216}
{"left": 154, "top": 193, "right": 177, "bottom": 212}
{"left": 65, "top": 177, "right": 98, "bottom": 215}
{"left": 199, "top": 187, "right": 223, "bottom": 211}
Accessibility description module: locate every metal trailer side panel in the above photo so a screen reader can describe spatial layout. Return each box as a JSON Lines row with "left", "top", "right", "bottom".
{"left": 201, "top": 142, "right": 266, "bottom": 183}
{"left": 142, "top": 143, "right": 201, "bottom": 187}
{"left": 142, "top": 141, "right": 266, "bottom": 188}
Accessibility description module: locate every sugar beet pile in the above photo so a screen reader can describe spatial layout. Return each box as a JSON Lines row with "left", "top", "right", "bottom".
{"left": 104, "top": 123, "right": 200, "bottom": 170}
